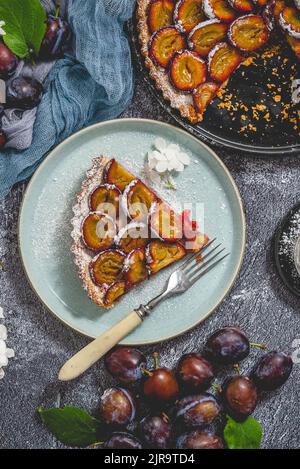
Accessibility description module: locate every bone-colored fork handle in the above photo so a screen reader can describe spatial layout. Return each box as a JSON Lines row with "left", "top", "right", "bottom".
{"left": 58, "top": 311, "right": 142, "bottom": 382}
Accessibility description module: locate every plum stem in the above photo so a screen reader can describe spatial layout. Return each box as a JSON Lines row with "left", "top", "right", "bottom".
{"left": 55, "top": 0, "right": 61, "bottom": 17}
{"left": 141, "top": 367, "right": 152, "bottom": 377}
{"left": 250, "top": 342, "right": 267, "bottom": 350}
{"left": 88, "top": 441, "right": 104, "bottom": 449}
{"left": 234, "top": 363, "right": 241, "bottom": 375}
{"left": 211, "top": 383, "right": 222, "bottom": 393}
{"left": 153, "top": 352, "right": 159, "bottom": 370}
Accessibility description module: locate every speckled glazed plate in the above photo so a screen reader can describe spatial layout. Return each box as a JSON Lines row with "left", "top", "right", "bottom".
{"left": 19, "top": 119, "right": 246, "bottom": 344}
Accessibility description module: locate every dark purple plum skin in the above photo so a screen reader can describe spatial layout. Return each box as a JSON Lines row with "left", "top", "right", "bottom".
{"left": 177, "top": 353, "right": 214, "bottom": 392}
{"left": 176, "top": 430, "right": 224, "bottom": 449}
{"left": 251, "top": 351, "right": 293, "bottom": 391}
{"left": 104, "top": 346, "right": 146, "bottom": 384}
{"left": 39, "top": 16, "right": 71, "bottom": 60}
{"left": 0, "top": 42, "right": 18, "bottom": 80}
{"left": 140, "top": 414, "right": 173, "bottom": 449}
{"left": 0, "top": 129, "right": 6, "bottom": 148}
{"left": 204, "top": 326, "right": 250, "bottom": 365}
{"left": 175, "top": 393, "right": 221, "bottom": 428}
{"left": 223, "top": 376, "right": 258, "bottom": 420}
{"left": 6, "top": 77, "right": 43, "bottom": 110}
{"left": 99, "top": 387, "right": 136, "bottom": 426}
{"left": 105, "top": 432, "right": 142, "bottom": 449}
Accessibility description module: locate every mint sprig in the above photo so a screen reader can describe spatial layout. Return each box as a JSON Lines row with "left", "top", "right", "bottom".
{"left": 38, "top": 406, "right": 102, "bottom": 448}
{"left": 0, "top": 0, "right": 46, "bottom": 58}
{"left": 224, "top": 415, "right": 263, "bottom": 449}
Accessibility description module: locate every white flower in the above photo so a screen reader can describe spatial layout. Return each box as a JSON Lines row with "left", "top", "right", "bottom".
{"left": 0, "top": 21, "right": 6, "bottom": 36}
{"left": 148, "top": 138, "right": 191, "bottom": 175}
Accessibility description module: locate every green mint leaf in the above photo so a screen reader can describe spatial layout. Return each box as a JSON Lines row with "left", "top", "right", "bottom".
{"left": 0, "top": 0, "right": 46, "bottom": 58}
{"left": 38, "top": 406, "right": 102, "bottom": 448}
{"left": 224, "top": 415, "right": 263, "bottom": 449}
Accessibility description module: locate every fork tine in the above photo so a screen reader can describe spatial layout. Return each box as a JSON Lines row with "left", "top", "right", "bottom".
{"left": 188, "top": 248, "right": 226, "bottom": 280}
{"left": 178, "top": 237, "right": 216, "bottom": 272}
{"left": 189, "top": 253, "right": 230, "bottom": 286}
{"left": 184, "top": 243, "right": 222, "bottom": 276}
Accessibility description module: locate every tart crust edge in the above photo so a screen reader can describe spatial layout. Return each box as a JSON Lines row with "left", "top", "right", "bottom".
{"left": 136, "top": 0, "right": 200, "bottom": 123}
{"left": 71, "top": 156, "right": 112, "bottom": 309}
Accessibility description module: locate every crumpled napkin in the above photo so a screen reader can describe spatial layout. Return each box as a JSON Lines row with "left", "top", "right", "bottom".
{"left": 0, "top": 0, "right": 136, "bottom": 199}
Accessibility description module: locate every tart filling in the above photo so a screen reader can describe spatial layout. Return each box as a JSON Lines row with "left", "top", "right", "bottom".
{"left": 137, "top": 0, "right": 300, "bottom": 124}
{"left": 72, "top": 157, "right": 208, "bottom": 308}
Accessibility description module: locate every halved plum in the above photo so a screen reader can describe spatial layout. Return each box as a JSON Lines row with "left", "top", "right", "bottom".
{"left": 124, "top": 248, "right": 149, "bottom": 287}
{"left": 188, "top": 20, "right": 228, "bottom": 57}
{"left": 170, "top": 50, "right": 207, "bottom": 92}
{"left": 146, "top": 240, "right": 186, "bottom": 274}
{"left": 287, "top": 34, "right": 300, "bottom": 58}
{"left": 208, "top": 42, "right": 242, "bottom": 82}
{"left": 203, "top": 0, "right": 237, "bottom": 23}
{"left": 105, "top": 159, "right": 135, "bottom": 192}
{"left": 116, "top": 222, "right": 149, "bottom": 254}
{"left": 149, "top": 27, "right": 187, "bottom": 68}
{"left": 279, "top": 6, "right": 300, "bottom": 39}
{"left": 82, "top": 212, "right": 116, "bottom": 252}
{"left": 229, "top": 15, "right": 269, "bottom": 51}
{"left": 150, "top": 202, "right": 183, "bottom": 240}
{"left": 148, "top": 0, "right": 175, "bottom": 33}
{"left": 193, "top": 81, "right": 220, "bottom": 116}
{"left": 90, "top": 249, "right": 126, "bottom": 286}
{"left": 122, "top": 180, "right": 158, "bottom": 220}
{"left": 103, "top": 281, "right": 127, "bottom": 307}
{"left": 174, "top": 0, "right": 205, "bottom": 33}
{"left": 228, "top": 0, "right": 254, "bottom": 12}
{"left": 89, "top": 184, "right": 121, "bottom": 216}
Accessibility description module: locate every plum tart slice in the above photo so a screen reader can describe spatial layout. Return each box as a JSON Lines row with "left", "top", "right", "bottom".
{"left": 71, "top": 157, "right": 208, "bottom": 308}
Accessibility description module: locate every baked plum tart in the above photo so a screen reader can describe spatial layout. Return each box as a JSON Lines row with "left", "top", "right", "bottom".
{"left": 137, "top": 0, "right": 300, "bottom": 123}
{"left": 71, "top": 157, "right": 208, "bottom": 308}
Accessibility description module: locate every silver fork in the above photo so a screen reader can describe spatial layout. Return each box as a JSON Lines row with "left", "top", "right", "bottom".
{"left": 59, "top": 240, "right": 229, "bottom": 381}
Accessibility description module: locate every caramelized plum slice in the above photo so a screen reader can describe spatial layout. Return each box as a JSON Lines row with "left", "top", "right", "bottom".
{"left": 228, "top": 0, "right": 254, "bottom": 12}
{"left": 116, "top": 222, "right": 149, "bottom": 254}
{"left": 82, "top": 212, "right": 116, "bottom": 252}
{"left": 193, "top": 82, "right": 219, "bottom": 117}
{"left": 146, "top": 240, "right": 186, "bottom": 274}
{"left": 174, "top": 0, "right": 205, "bottom": 33}
{"left": 150, "top": 202, "right": 183, "bottom": 241}
{"left": 170, "top": 50, "right": 207, "bottom": 92}
{"left": 90, "top": 249, "right": 125, "bottom": 286}
{"left": 229, "top": 15, "right": 269, "bottom": 51}
{"left": 279, "top": 6, "right": 300, "bottom": 39}
{"left": 148, "top": 0, "right": 175, "bottom": 33}
{"left": 203, "top": 0, "right": 236, "bottom": 23}
{"left": 208, "top": 42, "right": 242, "bottom": 82}
{"left": 123, "top": 180, "right": 158, "bottom": 220}
{"left": 104, "top": 281, "right": 126, "bottom": 307}
{"left": 105, "top": 159, "right": 135, "bottom": 192}
{"left": 287, "top": 34, "right": 300, "bottom": 58}
{"left": 89, "top": 183, "right": 121, "bottom": 216}
{"left": 252, "top": 0, "right": 268, "bottom": 6}
{"left": 188, "top": 20, "right": 228, "bottom": 57}
{"left": 149, "top": 27, "right": 186, "bottom": 68}
{"left": 124, "top": 248, "right": 149, "bottom": 287}
{"left": 274, "top": 0, "right": 286, "bottom": 21}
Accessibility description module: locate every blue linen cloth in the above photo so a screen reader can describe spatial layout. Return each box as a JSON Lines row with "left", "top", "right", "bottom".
{"left": 0, "top": 0, "right": 136, "bottom": 198}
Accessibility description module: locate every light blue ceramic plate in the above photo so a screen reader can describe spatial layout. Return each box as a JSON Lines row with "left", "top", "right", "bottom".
{"left": 19, "top": 119, "right": 246, "bottom": 344}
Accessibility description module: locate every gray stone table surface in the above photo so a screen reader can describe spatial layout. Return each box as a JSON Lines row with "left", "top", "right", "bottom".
{"left": 0, "top": 76, "right": 300, "bottom": 449}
